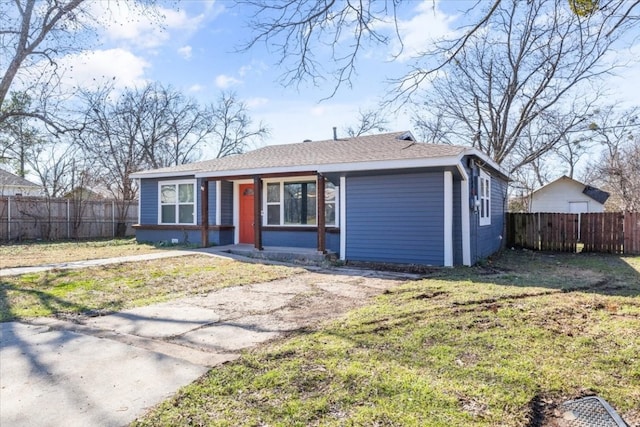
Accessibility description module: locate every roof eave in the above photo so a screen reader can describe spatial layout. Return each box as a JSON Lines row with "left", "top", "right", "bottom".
{"left": 195, "top": 156, "right": 466, "bottom": 179}
{"left": 129, "top": 170, "right": 200, "bottom": 179}
{"left": 463, "top": 148, "right": 510, "bottom": 179}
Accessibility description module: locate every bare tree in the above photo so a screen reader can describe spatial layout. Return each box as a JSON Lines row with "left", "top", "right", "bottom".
{"left": 76, "top": 84, "right": 149, "bottom": 233}
{"left": 343, "top": 109, "right": 389, "bottom": 138}
{"left": 0, "top": 92, "right": 44, "bottom": 177}
{"left": 27, "top": 141, "right": 84, "bottom": 198}
{"left": 239, "top": 0, "right": 402, "bottom": 95}
{"left": 0, "top": 0, "right": 160, "bottom": 130}
{"left": 582, "top": 106, "right": 640, "bottom": 210}
{"left": 239, "top": 0, "right": 639, "bottom": 97}
{"left": 76, "top": 85, "right": 268, "bottom": 232}
{"left": 411, "top": 0, "right": 632, "bottom": 173}
{"left": 206, "top": 91, "right": 270, "bottom": 159}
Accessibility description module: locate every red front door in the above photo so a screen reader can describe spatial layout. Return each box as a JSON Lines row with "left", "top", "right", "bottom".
{"left": 239, "top": 184, "right": 254, "bottom": 244}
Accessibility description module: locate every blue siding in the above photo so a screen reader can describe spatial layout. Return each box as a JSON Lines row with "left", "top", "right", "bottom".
{"left": 138, "top": 176, "right": 198, "bottom": 225}
{"left": 206, "top": 229, "right": 234, "bottom": 246}
{"left": 208, "top": 182, "right": 216, "bottom": 225}
{"left": 139, "top": 178, "right": 159, "bottom": 224}
{"left": 453, "top": 176, "right": 463, "bottom": 265}
{"left": 221, "top": 181, "right": 233, "bottom": 224}
{"left": 327, "top": 232, "right": 340, "bottom": 254}
{"left": 476, "top": 175, "right": 507, "bottom": 259}
{"left": 470, "top": 170, "right": 507, "bottom": 261}
{"left": 263, "top": 230, "right": 340, "bottom": 253}
{"left": 136, "top": 228, "right": 201, "bottom": 245}
{"left": 346, "top": 172, "right": 445, "bottom": 265}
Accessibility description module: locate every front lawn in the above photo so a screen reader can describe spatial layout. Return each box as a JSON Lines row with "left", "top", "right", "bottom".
{"left": 0, "top": 238, "right": 161, "bottom": 268}
{"left": 0, "top": 255, "right": 302, "bottom": 321}
{"left": 132, "top": 251, "right": 640, "bottom": 426}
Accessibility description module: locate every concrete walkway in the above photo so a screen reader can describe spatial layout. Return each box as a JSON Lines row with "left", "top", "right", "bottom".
{"left": 0, "top": 251, "right": 410, "bottom": 427}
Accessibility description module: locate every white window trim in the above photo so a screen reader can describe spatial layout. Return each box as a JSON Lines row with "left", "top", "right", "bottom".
{"left": 158, "top": 179, "right": 197, "bottom": 225}
{"left": 261, "top": 176, "right": 338, "bottom": 227}
{"left": 479, "top": 170, "right": 491, "bottom": 226}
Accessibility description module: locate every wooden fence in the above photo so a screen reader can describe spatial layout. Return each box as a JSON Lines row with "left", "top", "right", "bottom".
{"left": 506, "top": 212, "right": 640, "bottom": 255}
{"left": 0, "top": 196, "right": 138, "bottom": 242}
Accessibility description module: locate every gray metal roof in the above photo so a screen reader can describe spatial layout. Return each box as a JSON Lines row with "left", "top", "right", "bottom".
{"left": 0, "top": 169, "right": 41, "bottom": 188}
{"left": 131, "top": 131, "right": 472, "bottom": 178}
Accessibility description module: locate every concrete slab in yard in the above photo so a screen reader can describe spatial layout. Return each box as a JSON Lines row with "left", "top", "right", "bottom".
{"left": 0, "top": 267, "right": 408, "bottom": 427}
{"left": 174, "top": 321, "right": 281, "bottom": 352}
{"left": 0, "top": 322, "right": 207, "bottom": 427}
{"left": 85, "top": 302, "right": 220, "bottom": 338}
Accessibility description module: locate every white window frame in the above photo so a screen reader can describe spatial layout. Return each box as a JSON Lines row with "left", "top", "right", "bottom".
{"left": 158, "top": 179, "right": 197, "bottom": 225}
{"left": 479, "top": 170, "right": 491, "bottom": 226}
{"left": 261, "top": 176, "right": 339, "bottom": 227}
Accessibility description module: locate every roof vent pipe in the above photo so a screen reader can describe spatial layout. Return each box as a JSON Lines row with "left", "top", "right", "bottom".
{"left": 333, "top": 126, "right": 337, "bottom": 140}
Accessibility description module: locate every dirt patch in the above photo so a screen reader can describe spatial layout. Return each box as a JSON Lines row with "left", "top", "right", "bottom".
{"left": 343, "top": 260, "right": 441, "bottom": 275}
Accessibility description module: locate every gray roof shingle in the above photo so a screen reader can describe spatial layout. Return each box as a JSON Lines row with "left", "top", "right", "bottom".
{"left": 132, "top": 131, "right": 469, "bottom": 177}
{"left": 0, "top": 169, "right": 41, "bottom": 188}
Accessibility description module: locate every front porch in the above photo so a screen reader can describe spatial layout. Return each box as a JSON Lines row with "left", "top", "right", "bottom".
{"left": 200, "top": 172, "right": 336, "bottom": 254}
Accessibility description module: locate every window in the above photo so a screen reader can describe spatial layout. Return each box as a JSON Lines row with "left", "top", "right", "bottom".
{"left": 159, "top": 180, "right": 196, "bottom": 224}
{"left": 284, "top": 182, "right": 316, "bottom": 225}
{"left": 266, "top": 183, "right": 280, "bottom": 225}
{"left": 265, "top": 179, "right": 338, "bottom": 226}
{"left": 479, "top": 170, "right": 491, "bottom": 226}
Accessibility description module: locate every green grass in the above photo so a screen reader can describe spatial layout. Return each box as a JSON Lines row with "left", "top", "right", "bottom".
{"left": 0, "top": 255, "right": 302, "bottom": 321}
{"left": 132, "top": 251, "right": 640, "bottom": 427}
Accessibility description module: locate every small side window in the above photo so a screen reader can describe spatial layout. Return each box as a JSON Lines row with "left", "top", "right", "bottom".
{"left": 479, "top": 170, "right": 491, "bottom": 226}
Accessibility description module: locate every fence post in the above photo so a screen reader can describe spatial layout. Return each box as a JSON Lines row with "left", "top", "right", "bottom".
{"left": 66, "top": 199, "right": 70, "bottom": 239}
{"left": 112, "top": 200, "right": 115, "bottom": 237}
{"left": 7, "top": 196, "right": 11, "bottom": 240}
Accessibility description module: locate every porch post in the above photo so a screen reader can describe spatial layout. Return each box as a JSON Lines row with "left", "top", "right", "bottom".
{"left": 317, "top": 173, "right": 326, "bottom": 253}
{"left": 200, "top": 179, "right": 209, "bottom": 247}
{"left": 253, "top": 175, "right": 263, "bottom": 250}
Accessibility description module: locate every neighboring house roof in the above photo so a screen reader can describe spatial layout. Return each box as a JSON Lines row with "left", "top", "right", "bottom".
{"left": 131, "top": 131, "right": 507, "bottom": 179}
{"left": 531, "top": 175, "right": 610, "bottom": 205}
{"left": 64, "top": 186, "right": 105, "bottom": 200}
{"left": 0, "top": 168, "right": 41, "bottom": 190}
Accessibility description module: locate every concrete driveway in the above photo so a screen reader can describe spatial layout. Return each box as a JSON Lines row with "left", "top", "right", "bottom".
{"left": 1, "top": 266, "right": 409, "bottom": 427}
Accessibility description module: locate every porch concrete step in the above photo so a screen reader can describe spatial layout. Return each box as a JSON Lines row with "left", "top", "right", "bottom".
{"left": 216, "top": 245, "right": 336, "bottom": 265}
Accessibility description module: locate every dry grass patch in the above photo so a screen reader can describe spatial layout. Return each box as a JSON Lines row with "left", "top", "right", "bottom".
{"left": 132, "top": 251, "right": 640, "bottom": 427}
{"left": 0, "top": 238, "right": 162, "bottom": 268}
{"left": 0, "top": 255, "right": 303, "bottom": 321}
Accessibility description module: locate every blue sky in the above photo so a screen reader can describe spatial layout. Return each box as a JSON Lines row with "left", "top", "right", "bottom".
{"left": 59, "top": 0, "right": 639, "bottom": 152}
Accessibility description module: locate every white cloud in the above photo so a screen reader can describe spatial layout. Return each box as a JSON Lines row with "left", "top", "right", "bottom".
{"left": 238, "top": 61, "right": 268, "bottom": 77}
{"left": 215, "top": 74, "right": 242, "bottom": 89}
{"left": 310, "top": 106, "right": 326, "bottom": 116}
{"left": 59, "top": 48, "right": 149, "bottom": 90}
{"left": 246, "top": 97, "right": 269, "bottom": 108}
{"left": 178, "top": 45, "right": 193, "bottom": 59}
{"left": 188, "top": 84, "right": 205, "bottom": 93}
{"left": 385, "top": 0, "right": 458, "bottom": 61}
{"left": 89, "top": 2, "right": 206, "bottom": 50}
